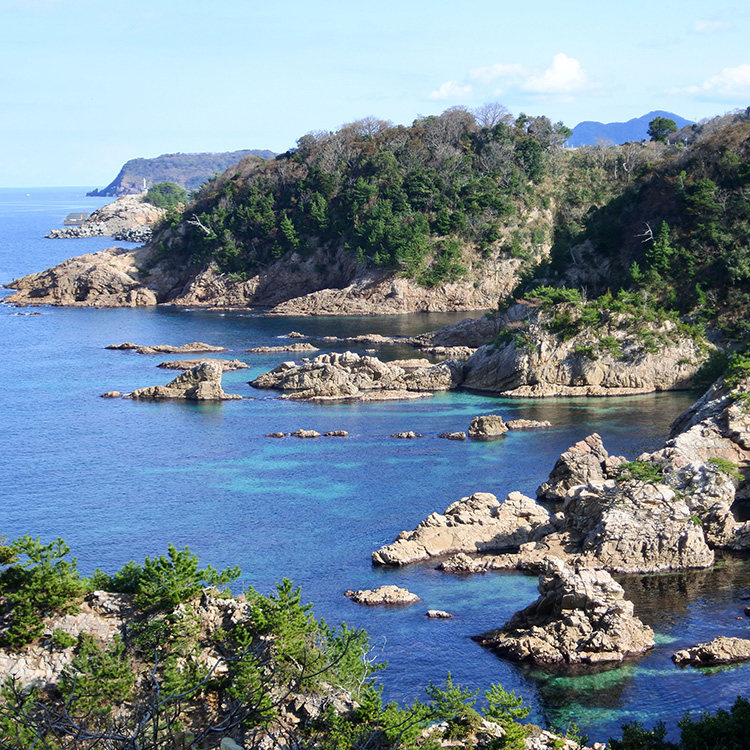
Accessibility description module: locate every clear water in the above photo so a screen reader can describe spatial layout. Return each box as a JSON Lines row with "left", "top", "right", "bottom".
{"left": 2, "top": 188, "right": 749, "bottom": 744}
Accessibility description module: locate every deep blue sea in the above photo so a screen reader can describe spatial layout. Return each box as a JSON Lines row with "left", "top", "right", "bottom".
{"left": 2, "top": 188, "right": 749, "bottom": 743}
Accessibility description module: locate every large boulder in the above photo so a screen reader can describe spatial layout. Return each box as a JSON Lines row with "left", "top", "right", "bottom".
{"left": 126, "top": 361, "right": 242, "bottom": 401}
{"left": 537, "top": 433, "right": 624, "bottom": 501}
{"left": 372, "top": 491, "right": 557, "bottom": 566}
{"left": 473, "top": 558, "right": 655, "bottom": 666}
{"left": 468, "top": 414, "right": 508, "bottom": 439}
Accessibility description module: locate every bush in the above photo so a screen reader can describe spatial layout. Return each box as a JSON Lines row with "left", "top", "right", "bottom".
{"left": 145, "top": 181, "right": 188, "bottom": 209}
{"left": 618, "top": 460, "right": 665, "bottom": 484}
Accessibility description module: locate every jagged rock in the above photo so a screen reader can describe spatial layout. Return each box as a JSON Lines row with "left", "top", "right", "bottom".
{"left": 344, "top": 585, "right": 420, "bottom": 606}
{"left": 473, "top": 558, "right": 654, "bottom": 666}
{"left": 672, "top": 636, "right": 750, "bottom": 666}
{"left": 290, "top": 429, "right": 321, "bottom": 438}
{"left": 250, "top": 351, "right": 463, "bottom": 403}
{"left": 372, "top": 491, "right": 557, "bottom": 566}
{"left": 286, "top": 331, "right": 306, "bottom": 338}
{"left": 391, "top": 431, "right": 422, "bottom": 439}
{"left": 108, "top": 341, "right": 227, "bottom": 354}
{"left": 101, "top": 391, "right": 122, "bottom": 398}
{"left": 125, "top": 361, "right": 242, "bottom": 401}
{"left": 246, "top": 343, "right": 319, "bottom": 353}
{"left": 537, "top": 433, "right": 624, "bottom": 501}
{"left": 158, "top": 358, "right": 248, "bottom": 371}
{"left": 468, "top": 414, "right": 508, "bottom": 439}
{"left": 324, "top": 431, "right": 349, "bottom": 437}
{"left": 505, "top": 419, "right": 552, "bottom": 430}
{"left": 416, "top": 345, "right": 475, "bottom": 360}
{"left": 426, "top": 610, "right": 453, "bottom": 619}
{"left": 439, "top": 432, "right": 467, "bottom": 440}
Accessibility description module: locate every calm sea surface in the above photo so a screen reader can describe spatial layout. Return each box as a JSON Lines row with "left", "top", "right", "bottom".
{"left": 2, "top": 188, "right": 749, "bottom": 743}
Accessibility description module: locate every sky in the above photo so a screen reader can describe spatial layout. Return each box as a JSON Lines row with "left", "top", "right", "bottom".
{"left": 2, "top": 0, "right": 750, "bottom": 187}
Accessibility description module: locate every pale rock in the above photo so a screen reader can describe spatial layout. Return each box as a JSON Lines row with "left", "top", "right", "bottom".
{"left": 126, "top": 361, "right": 242, "bottom": 401}
{"left": 372, "top": 491, "right": 556, "bottom": 566}
{"left": 439, "top": 432, "right": 467, "bottom": 440}
{"left": 344, "top": 585, "right": 420, "bottom": 605}
{"left": 672, "top": 636, "right": 750, "bottom": 666}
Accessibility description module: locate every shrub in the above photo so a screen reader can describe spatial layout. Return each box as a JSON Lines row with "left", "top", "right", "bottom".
{"left": 145, "top": 181, "right": 188, "bottom": 209}
{"left": 618, "top": 460, "right": 665, "bottom": 484}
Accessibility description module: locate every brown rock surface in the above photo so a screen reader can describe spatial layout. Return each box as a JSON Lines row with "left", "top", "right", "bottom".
{"left": 474, "top": 558, "right": 655, "bottom": 666}
{"left": 126, "top": 361, "right": 242, "bottom": 401}
{"left": 672, "top": 636, "right": 750, "bottom": 666}
{"left": 468, "top": 414, "right": 508, "bottom": 439}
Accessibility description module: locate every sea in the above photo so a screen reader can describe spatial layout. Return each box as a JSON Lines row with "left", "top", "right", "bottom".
{"left": 1, "top": 187, "right": 749, "bottom": 744}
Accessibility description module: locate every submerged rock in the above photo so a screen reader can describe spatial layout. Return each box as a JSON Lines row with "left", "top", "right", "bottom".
{"left": 672, "top": 636, "right": 750, "bottom": 666}
{"left": 391, "top": 431, "right": 423, "bottom": 439}
{"left": 344, "top": 585, "right": 420, "bottom": 606}
{"left": 108, "top": 341, "right": 227, "bottom": 354}
{"left": 126, "top": 361, "right": 242, "bottom": 401}
{"left": 245, "top": 343, "right": 319, "bottom": 353}
{"left": 473, "top": 558, "right": 654, "bottom": 666}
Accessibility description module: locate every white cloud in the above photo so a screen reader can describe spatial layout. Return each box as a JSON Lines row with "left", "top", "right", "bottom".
{"left": 469, "top": 63, "right": 524, "bottom": 85}
{"left": 693, "top": 19, "right": 730, "bottom": 34}
{"left": 522, "top": 53, "right": 591, "bottom": 94}
{"left": 670, "top": 63, "right": 750, "bottom": 97}
{"left": 428, "top": 81, "right": 472, "bottom": 101}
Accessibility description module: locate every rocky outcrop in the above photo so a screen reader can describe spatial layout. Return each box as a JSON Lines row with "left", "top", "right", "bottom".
{"left": 344, "top": 585, "right": 420, "bottom": 606}
{"left": 250, "top": 351, "right": 463, "bottom": 403}
{"left": 125, "top": 361, "right": 242, "bottom": 401}
{"left": 426, "top": 610, "right": 453, "bottom": 619}
{"left": 537, "top": 434, "right": 624, "bottom": 501}
{"left": 372, "top": 492, "right": 557, "bottom": 566}
{"left": 439, "top": 431, "right": 467, "bottom": 440}
{"left": 473, "top": 558, "right": 654, "bottom": 666}
{"left": 157, "top": 358, "right": 249, "bottom": 371}
{"left": 468, "top": 414, "right": 508, "bottom": 439}
{"left": 108, "top": 341, "right": 227, "bottom": 354}
{"left": 246, "top": 343, "right": 319, "bottom": 354}
{"left": 461, "top": 307, "right": 709, "bottom": 397}
{"left": 46, "top": 195, "right": 166, "bottom": 239}
{"left": 672, "top": 636, "right": 750, "bottom": 666}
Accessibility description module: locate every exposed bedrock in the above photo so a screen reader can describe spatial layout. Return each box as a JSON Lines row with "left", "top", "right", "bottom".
{"left": 672, "top": 636, "right": 750, "bottom": 666}
{"left": 250, "top": 350, "right": 463, "bottom": 403}
{"left": 125, "top": 361, "right": 242, "bottom": 401}
{"left": 473, "top": 557, "right": 655, "bottom": 666}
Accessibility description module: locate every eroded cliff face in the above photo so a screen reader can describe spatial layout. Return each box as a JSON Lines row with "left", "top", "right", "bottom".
{"left": 3, "top": 242, "right": 519, "bottom": 314}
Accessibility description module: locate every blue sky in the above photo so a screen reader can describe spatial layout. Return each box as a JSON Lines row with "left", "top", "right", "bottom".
{"left": 2, "top": 0, "right": 750, "bottom": 186}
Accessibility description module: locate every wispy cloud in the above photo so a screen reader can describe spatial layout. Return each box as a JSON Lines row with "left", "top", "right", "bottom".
{"left": 669, "top": 63, "right": 750, "bottom": 97}
{"left": 692, "top": 19, "right": 730, "bottom": 34}
{"left": 469, "top": 63, "right": 525, "bottom": 86}
{"left": 428, "top": 81, "right": 472, "bottom": 101}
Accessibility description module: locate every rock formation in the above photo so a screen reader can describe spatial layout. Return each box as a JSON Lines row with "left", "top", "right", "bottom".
{"left": 473, "top": 558, "right": 655, "bottom": 666}
{"left": 245, "top": 343, "right": 319, "bottom": 353}
{"left": 108, "top": 341, "right": 227, "bottom": 354}
{"left": 250, "top": 351, "right": 463, "bottom": 403}
{"left": 672, "top": 636, "right": 750, "bottom": 666}
{"left": 372, "top": 492, "right": 557, "bottom": 566}
{"left": 344, "top": 585, "right": 420, "bottom": 606}
{"left": 46, "top": 195, "right": 166, "bottom": 239}
{"left": 125, "top": 361, "right": 242, "bottom": 401}
{"left": 468, "top": 414, "right": 508, "bottom": 439}
{"left": 157, "top": 358, "right": 249, "bottom": 371}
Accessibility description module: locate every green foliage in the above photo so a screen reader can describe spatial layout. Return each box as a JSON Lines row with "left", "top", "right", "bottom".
{"left": 724, "top": 350, "right": 750, "bottom": 388}
{"left": 425, "top": 673, "right": 481, "bottom": 740}
{"left": 485, "top": 683, "right": 530, "bottom": 749}
{"left": 144, "top": 181, "right": 188, "bottom": 209}
{"left": 526, "top": 285, "right": 583, "bottom": 307}
{"left": 618, "top": 460, "right": 665, "bottom": 484}
{"left": 609, "top": 719, "right": 675, "bottom": 749}
{"left": 707, "top": 457, "right": 744, "bottom": 481}
{"left": 648, "top": 117, "right": 678, "bottom": 143}
{"left": 100, "top": 544, "right": 241, "bottom": 611}
{"left": 59, "top": 634, "right": 134, "bottom": 717}
{"left": 49, "top": 628, "right": 77, "bottom": 649}
{"left": 0, "top": 536, "right": 84, "bottom": 649}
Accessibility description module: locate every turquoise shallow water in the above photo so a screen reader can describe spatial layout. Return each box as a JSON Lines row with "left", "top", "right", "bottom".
{"left": 2, "top": 188, "right": 749, "bottom": 744}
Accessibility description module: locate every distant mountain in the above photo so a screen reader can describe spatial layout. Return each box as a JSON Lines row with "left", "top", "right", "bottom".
{"left": 87, "top": 150, "right": 276, "bottom": 197}
{"left": 567, "top": 111, "right": 693, "bottom": 147}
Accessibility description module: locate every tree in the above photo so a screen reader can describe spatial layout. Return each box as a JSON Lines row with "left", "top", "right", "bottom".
{"left": 647, "top": 116, "right": 678, "bottom": 143}
{"left": 473, "top": 101, "right": 513, "bottom": 129}
{"left": 145, "top": 181, "right": 188, "bottom": 209}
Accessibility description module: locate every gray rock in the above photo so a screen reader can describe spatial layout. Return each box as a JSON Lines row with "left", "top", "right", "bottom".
{"left": 126, "top": 361, "right": 242, "bottom": 401}
{"left": 426, "top": 609, "right": 453, "bottom": 619}
{"left": 438, "top": 432, "right": 467, "bottom": 440}
{"left": 474, "top": 558, "right": 654, "bottom": 666}
{"left": 158, "top": 358, "right": 248, "bottom": 371}
{"left": 468, "top": 414, "right": 508, "bottom": 439}
{"left": 372, "top": 491, "right": 556, "bottom": 566}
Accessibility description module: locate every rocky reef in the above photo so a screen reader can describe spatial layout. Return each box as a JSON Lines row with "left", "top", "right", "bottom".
{"left": 672, "top": 636, "right": 750, "bottom": 666}
{"left": 473, "top": 557, "right": 655, "bottom": 666}
{"left": 250, "top": 351, "right": 463, "bottom": 402}
{"left": 125, "top": 361, "right": 242, "bottom": 401}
